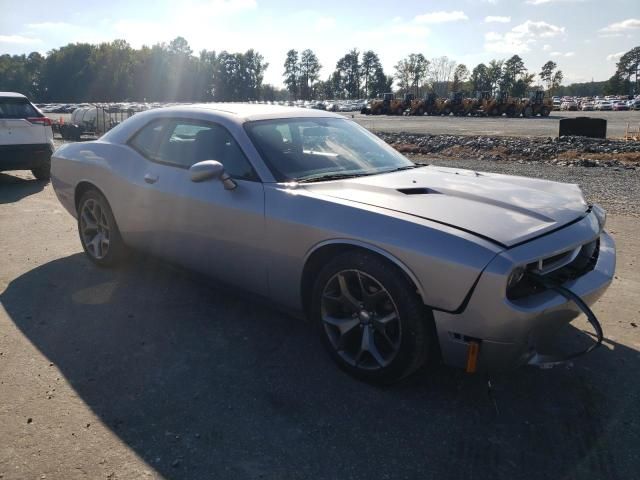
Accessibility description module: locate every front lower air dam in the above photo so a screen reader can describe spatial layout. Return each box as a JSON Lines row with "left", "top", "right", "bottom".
{"left": 526, "top": 272, "right": 604, "bottom": 369}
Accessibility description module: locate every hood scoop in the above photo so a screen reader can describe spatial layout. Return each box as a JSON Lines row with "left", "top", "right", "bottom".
{"left": 397, "top": 187, "right": 440, "bottom": 195}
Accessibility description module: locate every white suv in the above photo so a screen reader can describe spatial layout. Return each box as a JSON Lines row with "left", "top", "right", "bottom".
{"left": 0, "top": 92, "right": 54, "bottom": 180}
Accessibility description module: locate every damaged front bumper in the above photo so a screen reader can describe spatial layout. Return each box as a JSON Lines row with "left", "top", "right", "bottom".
{"left": 433, "top": 211, "right": 616, "bottom": 372}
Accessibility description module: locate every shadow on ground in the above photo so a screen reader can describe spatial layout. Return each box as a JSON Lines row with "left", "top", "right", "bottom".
{"left": 1, "top": 254, "right": 638, "bottom": 480}
{"left": 0, "top": 172, "right": 46, "bottom": 204}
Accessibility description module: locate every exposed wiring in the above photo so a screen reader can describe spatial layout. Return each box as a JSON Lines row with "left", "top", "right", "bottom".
{"left": 526, "top": 272, "right": 604, "bottom": 368}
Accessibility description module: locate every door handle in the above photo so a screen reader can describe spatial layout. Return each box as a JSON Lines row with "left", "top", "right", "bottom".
{"left": 144, "top": 174, "right": 158, "bottom": 184}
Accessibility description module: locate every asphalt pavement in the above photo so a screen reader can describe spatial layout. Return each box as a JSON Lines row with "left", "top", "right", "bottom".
{"left": 0, "top": 168, "right": 639, "bottom": 480}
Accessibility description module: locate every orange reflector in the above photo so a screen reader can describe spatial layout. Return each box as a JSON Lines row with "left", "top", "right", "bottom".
{"left": 466, "top": 341, "right": 479, "bottom": 373}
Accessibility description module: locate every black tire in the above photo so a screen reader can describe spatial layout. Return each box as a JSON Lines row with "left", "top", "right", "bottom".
{"left": 31, "top": 161, "right": 50, "bottom": 181}
{"left": 311, "top": 251, "right": 432, "bottom": 384}
{"left": 77, "top": 189, "right": 126, "bottom": 267}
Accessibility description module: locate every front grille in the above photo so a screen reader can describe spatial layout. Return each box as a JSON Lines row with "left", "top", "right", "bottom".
{"left": 507, "top": 239, "right": 600, "bottom": 300}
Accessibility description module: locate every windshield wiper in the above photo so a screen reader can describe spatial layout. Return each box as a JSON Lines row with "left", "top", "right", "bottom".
{"left": 381, "top": 165, "right": 423, "bottom": 173}
{"left": 295, "top": 165, "right": 423, "bottom": 183}
{"left": 295, "top": 172, "right": 376, "bottom": 183}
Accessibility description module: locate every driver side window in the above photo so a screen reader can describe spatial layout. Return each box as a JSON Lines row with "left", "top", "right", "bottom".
{"left": 134, "top": 119, "right": 257, "bottom": 180}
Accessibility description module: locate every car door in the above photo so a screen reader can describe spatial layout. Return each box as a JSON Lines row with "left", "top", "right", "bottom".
{"left": 131, "top": 118, "right": 267, "bottom": 296}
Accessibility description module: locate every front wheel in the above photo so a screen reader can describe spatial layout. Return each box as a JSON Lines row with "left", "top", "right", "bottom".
{"left": 77, "top": 189, "right": 126, "bottom": 267}
{"left": 312, "top": 251, "right": 432, "bottom": 384}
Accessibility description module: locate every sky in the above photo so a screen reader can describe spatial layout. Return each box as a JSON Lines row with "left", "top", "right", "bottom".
{"left": 1, "top": 0, "right": 639, "bottom": 87}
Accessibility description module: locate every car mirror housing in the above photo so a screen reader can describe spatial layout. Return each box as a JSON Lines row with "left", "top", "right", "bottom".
{"left": 189, "top": 160, "right": 237, "bottom": 190}
{"left": 189, "top": 160, "right": 223, "bottom": 182}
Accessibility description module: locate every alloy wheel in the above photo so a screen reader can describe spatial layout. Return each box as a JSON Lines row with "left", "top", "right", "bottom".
{"left": 321, "top": 269, "right": 402, "bottom": 370}
{"left": 80, "top": 198, "right": 111, "bottom": 260}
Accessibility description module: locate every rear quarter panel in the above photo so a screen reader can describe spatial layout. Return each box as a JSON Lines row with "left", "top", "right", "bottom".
{"left": 51, "top": 141, "right": 153, "bottom": 244}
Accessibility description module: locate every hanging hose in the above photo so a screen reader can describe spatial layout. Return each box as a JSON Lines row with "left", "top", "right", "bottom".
{"left": 526, "top": 272, "right": 604, "bottom": 369}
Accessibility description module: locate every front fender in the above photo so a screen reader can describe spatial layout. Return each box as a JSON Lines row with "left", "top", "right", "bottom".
{"left": 264, "top": 184, "right": 502, "bottom": 312}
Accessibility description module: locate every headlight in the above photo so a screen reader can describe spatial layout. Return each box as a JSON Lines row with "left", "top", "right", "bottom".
{"left": 592, "top": 204, "right": 606, "bottom": 230}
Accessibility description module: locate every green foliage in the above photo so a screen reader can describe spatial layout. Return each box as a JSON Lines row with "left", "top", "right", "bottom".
{"left": 451, "top": 64, "right": 469, "bottom": 93}
{"left": 470, "top": 63, "right": 491, "bottom": 94}
{"left": 360, "top": 50, "right": 382, "bottom": 98}
{"left": 555, "top": 80, "right": 606, "bottom": 97}
{"left": 603, "top": 72, "right": 631, "bottom": 95}
{"left": 335, "top": 49, "right": 361, "bottom": 99}
{"left": 283, "top": 49, "right": 299, "bottom": 99}
{"left": 0, "top": 37, "right": 267, "bottom": 102}
{"left": 539, "top": 60, "right": 563, "bottom": 95}
{"left": 615, "top": 46, "right": 640, "bottom": 94}
{"left": 394, "top": 53, "right": 429, "bottom": 97}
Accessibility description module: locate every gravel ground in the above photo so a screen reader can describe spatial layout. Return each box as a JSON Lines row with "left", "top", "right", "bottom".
{"left": 351, "top": 110, "right": 640, "bottom": 138}
{"left": 366, "top": 132, "right": 640, "bottom": 217}
{"left": 410, "top": 155, "right": 640, "bottom": 217}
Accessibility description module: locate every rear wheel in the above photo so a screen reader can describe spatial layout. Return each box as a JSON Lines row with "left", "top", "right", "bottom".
{"left": 312, "top": 251, "right": 432, "bottom": 384}
{"left": 541, "top": 106, "right": 550, "bottom": 117}
{"left": 77, "top": 189, "right": 126, "bottom": 267}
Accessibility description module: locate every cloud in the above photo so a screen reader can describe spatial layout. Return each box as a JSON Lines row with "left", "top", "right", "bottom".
{"left": 550, "top": 51, "right": 574, "bottom": 57}
{"left": 512, "top": 20, "right": 565, "bottom": 37}
{"left": 600, "top": 18, "right": 640, "bottom": 33}
{"left": 414, "top": 11, "right": 468, "bottom": 24}
{"left": 607, "top": 51, "right": 625, "bottom": 61}
{"left": 543, "top": 44, "right": 552, "bottom": 51}
{"left": 485, "top": 16, "right": 511, "bottom": 23}
{"left": 484, "top": 20, "right": 565, "bottom": 53}
{"left": 0, "top": 35, "right": 41, "bottom": 44}
{"left": 526, "top": 0, "right": 584, "bottom": 4}
{"left": 314, "top": 16, "right": 336, "bottom": 32}
{"left": 26, "top": 22, "right": 73, "bottom": 30}
{"left": 359, "top": 23, "right": 429, "bottom": 41}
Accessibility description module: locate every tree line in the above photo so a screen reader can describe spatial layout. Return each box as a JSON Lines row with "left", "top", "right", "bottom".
{"left": 0, "top": 37, "right": 268, "bottom": 102}
{"left": 1, "top": 37, "right": 637, "bottom": 102}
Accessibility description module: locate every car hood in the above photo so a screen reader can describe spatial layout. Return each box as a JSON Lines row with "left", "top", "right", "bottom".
{"left": 304, "top": 166, "right": 588, "bottom": 247}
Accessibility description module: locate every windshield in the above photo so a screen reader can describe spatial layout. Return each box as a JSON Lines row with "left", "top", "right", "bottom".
{"left": 244, "top": 117, "right": 413, "bottom": 182}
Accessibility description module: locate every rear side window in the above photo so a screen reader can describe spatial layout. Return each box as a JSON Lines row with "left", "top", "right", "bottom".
{"left": 0, "top": 97, "right": 39, "bottom": 119}
{"left": 129, "top": 120, "right": 170, "bottom": 160}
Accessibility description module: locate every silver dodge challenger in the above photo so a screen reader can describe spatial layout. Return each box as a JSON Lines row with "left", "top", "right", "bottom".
{"left": 51, "top": 104, "right": 616, "bottom": 383}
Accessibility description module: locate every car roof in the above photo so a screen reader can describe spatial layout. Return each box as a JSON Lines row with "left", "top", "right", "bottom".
{"left": 165, "top": 103, "right": 343, "bottom": 122}
{"left": 0, "top": 92, "right": 28, "bottom": 99}
{"left": 100, "top": 102, "right": 346, "bottom": 146}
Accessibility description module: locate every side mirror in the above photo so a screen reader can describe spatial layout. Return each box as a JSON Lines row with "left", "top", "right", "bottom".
{"left": 189, "top": 160, "right": 237, "bottom": 190}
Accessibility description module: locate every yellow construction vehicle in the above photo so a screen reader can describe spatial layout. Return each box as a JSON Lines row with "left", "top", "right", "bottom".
{"left": 362, "top": 93, "right": 414, "bottom": 115}
{"left": 406, "top": 93, "right": 442, "bottom": 115}
{"left": 441, "top": 92, "right": 475, "bottom": 116}
{"left": 482, "top": 92, "right": 520, "bottom": 117}
{"left": 521, "top": 90, "right": 552, "bottom": 117}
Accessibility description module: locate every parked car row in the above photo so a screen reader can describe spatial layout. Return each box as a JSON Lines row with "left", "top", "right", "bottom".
{"left": 552, "top": 95, "right": 640, "bottom": 111}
